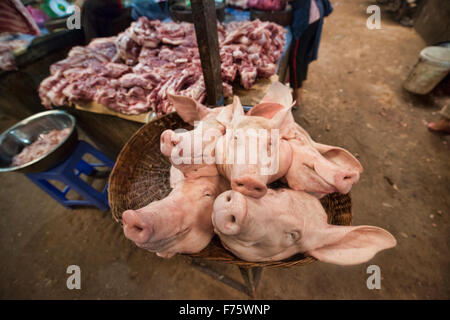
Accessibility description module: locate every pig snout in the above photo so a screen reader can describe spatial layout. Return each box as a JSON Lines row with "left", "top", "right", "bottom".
{"left": 334, "top": 170, "right": 360, "bottom": 194}
{"left": 122, "top": 210, "right": 153, "bottom": 244}
{"left": 160, "top": 130, "right": 179, "bottom": 157}
{"left": 213, "top": 191, "right": 247, "bottom": 236}
{"left": 231, "top": 176, "right": 267, "bottom": 198}
{"left": 314, "top": 158, "right": 360, "bottom": 194}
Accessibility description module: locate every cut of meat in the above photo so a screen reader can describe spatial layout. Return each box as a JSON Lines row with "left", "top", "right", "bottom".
{"left": 220, "top": 19, "right": 285, "bottom": 89}
{"left": 0, "top": 0, "right": 40, "bottom": 36}
{"left": 10, "top": 128, "right": 71, "bottom": 167}
{"left": 119, "top": 73, "right": 153, "bottom": 90}
{"left": 38, "top": 17, "right": 286, "bottom": 116}
{"left": 0, "top": 38, "right": 29, "bottom": 70}
{"left": 0, "top": 46, "right": 15, "bottom": 70}
{"left": 99, "top": 62, "right": 131, "bottom": 79}
{"left": 238, "top": 64, "right": 258, "bottom": 89}
{"left": 115, "top": 32, "right": 141, "bottom": 65}
{"left": 87, "top": 37, "right": 118, "bottom": 61}
{"left": 49, "top": 46, "right": 110, "bottom": 75}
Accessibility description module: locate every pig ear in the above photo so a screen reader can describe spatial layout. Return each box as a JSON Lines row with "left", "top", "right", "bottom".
{"left": 168, "top": 93, "right": 209, "bottom": 125}
{"left": 269, "top": 105, "right": 292, "bottom": 129}
{"left": 216, "top": 104, "right": 233, "bottom": 127}
{"left": 307, "top": 225, "right": 397, "bottom": 266}
{"left": 216, "top": 95, "right": 244, "bottom": 127}
{"left": 314, "top": 143, "right": 363, "bottom": 173}
{"left": 260, "top": 81, "right": 293, "bottom": 108}
{"left": 231, "top": 95, "right": 244, "bottom": 123}
{"left": 247, "top": 102, "right": 285, "bottom": 119}
{"left": 169, "top": 166, "right": 184, "bottom": 188}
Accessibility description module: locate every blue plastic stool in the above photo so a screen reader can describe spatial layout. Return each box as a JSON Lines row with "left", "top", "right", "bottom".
{"left": 26, "top": 140, "right": 115, "bottom": 211}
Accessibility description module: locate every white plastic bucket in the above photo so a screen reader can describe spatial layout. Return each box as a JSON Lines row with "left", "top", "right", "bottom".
{"left": 403, "top": 46, "right": 450, "bottom": 94}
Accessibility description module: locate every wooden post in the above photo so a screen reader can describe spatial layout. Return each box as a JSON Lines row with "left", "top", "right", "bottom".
{"left": 190, "top": 0, "right": 223, "bottom": 106}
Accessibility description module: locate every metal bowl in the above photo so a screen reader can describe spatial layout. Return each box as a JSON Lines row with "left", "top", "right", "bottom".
{"left": 0, "top": 110, "right": 78, "bottom": 173}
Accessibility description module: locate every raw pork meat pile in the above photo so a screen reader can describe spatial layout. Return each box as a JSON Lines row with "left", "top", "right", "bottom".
{"left": 120, "top": 81, "right": 397, "bottom": 265}
{"left": 10, "top": 128, "right": 70, "bottom": 167}
{"left": 0, "top": 39, "right": 30, "bottom": 71}
{"left": 39, "top": 17, "right": 286, "bottom": 115}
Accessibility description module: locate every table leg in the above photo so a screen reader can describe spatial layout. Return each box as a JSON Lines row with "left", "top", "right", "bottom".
{"left": 189, "top": 259, "right": 264, "bottom": 298}
{"left": 190, "top": 259, "right": 249, "bottom": 296}
{"left": 239, "top": 266, "right": 263, "bottom": 298}
{"left": 252, "top": 267, "right": 263, "bottom": 291}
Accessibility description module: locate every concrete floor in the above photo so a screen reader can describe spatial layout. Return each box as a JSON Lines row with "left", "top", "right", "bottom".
{"left": 0, "top": 0, "right": 449, "bottom": 299}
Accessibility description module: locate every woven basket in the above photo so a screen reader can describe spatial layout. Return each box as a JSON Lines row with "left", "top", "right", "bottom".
{"left": 108, "top": 112, "right": 353, "bottom": 268}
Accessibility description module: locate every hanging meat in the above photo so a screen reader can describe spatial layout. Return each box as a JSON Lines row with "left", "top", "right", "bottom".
{"left": 0, "top": 0, "right": 40, "bottom": 36}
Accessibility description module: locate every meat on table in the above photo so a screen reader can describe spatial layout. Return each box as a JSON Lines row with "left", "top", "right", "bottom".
{"left": 38, "top": 18, "right": 286, "bottom": 116}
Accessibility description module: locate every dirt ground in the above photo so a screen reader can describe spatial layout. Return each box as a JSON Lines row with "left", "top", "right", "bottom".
{"left": 0, "top": 0, "right": 449, "bottom": 299}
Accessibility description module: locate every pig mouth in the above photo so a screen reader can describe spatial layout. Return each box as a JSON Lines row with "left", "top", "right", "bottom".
{"left": 136, "top": 228, "right": 190, "bottom": 252}
{"left": 217, "top": 231, "right": 261, "bottom": 249}
{"left": 220, "top": 239, "right": 231, "bottom": 251}
{"left": 301, "top": 164, "right": 337, "bottom": 194}
{"left": 222, "top": 238, "right": 258, "bottom": 249}
{"left": 314, "top": 175, "right": 336, "bottom": 193}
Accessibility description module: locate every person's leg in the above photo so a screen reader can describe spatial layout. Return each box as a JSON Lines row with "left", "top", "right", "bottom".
{"left": 290, "top": 36, "right": 310, "bottom": 106}
{"left": 289, "top": 21, "right": 321, "bottom": 106}
{"left": 289, "top": 39, "right": 300, "bottom": 89}
{"left": 289, "top": 38, "right": 305, "bottom": 107}
{"left": 298, "top": 21, "right": 320, "bottom": 85}
{"left": 294, "top": 43, "right": 308, "bottom": 106}
{"left": 428, "top": 105, "right": 450, "bottom": 134}
{"left": 294, "top": 63, "right": 310, "bottom": 107}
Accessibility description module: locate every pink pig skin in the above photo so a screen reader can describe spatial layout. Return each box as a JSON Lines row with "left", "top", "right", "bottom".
{"left": 169, "top": 166, "right": 185, "bottom": 188}
{"left": 122, "top": 174, "right": 229, "bottom": 258}
{"left": 160, "top": 94, "right": 241, "bottom": 179}
{"left": 212, "top": 189, "right": 397, "bottom": 265}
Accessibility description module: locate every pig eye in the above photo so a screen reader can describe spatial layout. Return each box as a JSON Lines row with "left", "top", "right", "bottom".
{"left": 204, "top": 192, "right": 212, "bottom": 197}
{"left": 287, "top": 230, "right": 301, "bottom": 241}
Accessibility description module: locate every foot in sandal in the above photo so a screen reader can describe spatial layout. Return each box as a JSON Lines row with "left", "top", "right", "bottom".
{"left": 293, "top": 88, "right": 303, "bottom": 108}
{"left": 428, "top": 117, "right": 450, "bottom": 134}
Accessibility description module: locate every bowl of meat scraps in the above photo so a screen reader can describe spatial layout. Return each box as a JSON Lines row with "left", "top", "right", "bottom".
{"left": 0, "top": 110, "right": 78, "bottom": 173}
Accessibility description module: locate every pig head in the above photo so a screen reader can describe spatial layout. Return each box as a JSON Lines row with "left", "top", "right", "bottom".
{"left": 248, "top": 81, "right": 363, "bottom": 197}
{"left": 212, "top": 189, "right": 396, "bottom": 265}
{"left": 122, "top": 172, "right": 229, "bottom": 258}
{"left": 215, "top": 98, "right": 293, "bottom": 198}
{"left": 284, "top": 138, "right": 363, "bottom": 197}
{"left": 160, "top": 94, "right": 240, "bottom": 179}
